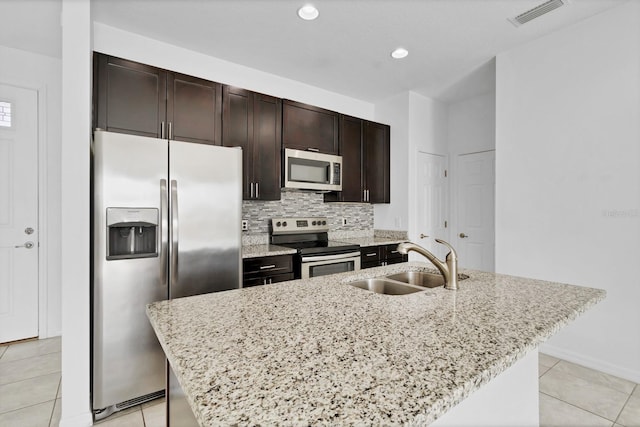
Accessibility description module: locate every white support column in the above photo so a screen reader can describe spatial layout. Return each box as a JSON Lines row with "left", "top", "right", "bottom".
{"left": 60, "top": 0, "right": 92, "bottom": 425}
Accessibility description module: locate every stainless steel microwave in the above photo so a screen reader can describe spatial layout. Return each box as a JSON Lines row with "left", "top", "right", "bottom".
{"left": 283, "top": 148, "right": 342, "bottom": 192}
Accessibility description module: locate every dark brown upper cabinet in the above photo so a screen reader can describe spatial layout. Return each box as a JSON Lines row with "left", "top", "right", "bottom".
{"left": 167, "top": 73, "right": 222, "bottom": 145}
{"left": 94, "top": 54, "right": 166, "bottom": 138}
{"left": 222, "top": 86, "right": 282, "bottom": 201}
{"left": 282, "top": 100, "right": 339, "bottom": 155}
{"left": 93, "top": 53, "right": 222, "bottom": 145}
{"left": 364, "top": 121, "right": 390, "bottom": 204}
{"left": 325, "top": 116, "right": 390, "bottom": 204}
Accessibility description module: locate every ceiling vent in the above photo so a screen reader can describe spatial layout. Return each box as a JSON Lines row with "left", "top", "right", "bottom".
{"left": 509, "top": 0, "right": 569, "bottom": 27}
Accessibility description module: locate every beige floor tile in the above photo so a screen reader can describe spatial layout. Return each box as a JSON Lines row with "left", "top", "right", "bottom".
{"left": 0, "top": 346, "right": 7, "bottom": 359}
{"left": 616, "top": 392, "right": 640, "bottom": 426}
{"left": 0, "top": 337, "right": 61, "bottom": 363}
{"left": 540, "top": 363, "right": 553, "bottom": 377}
{"left": 95, "top": 410, "right": 145, "bottom": 427}
{"left": 0, "top": 372, "right": 60, "bottom": 414}
{"left": 552, "top": 360, "right": 636, "bottom": 394}
{"left": 142, "top": 401, "right": 166, "bottom": 427}
{"left": 633, "top": 385, "right": 639, "bottom": 397}
{"left": 141, "top": 396, "right": 165, "bottom": 409}
{"left": 539, "top": 352, "right": 561, "bottom": 369}
{"left": 0, "top": 352, "right": 61, "bottom": 385}
{"left": 0, "top": 399, "right": 55, "bottom": 426}
{"left": 540, "top": 393, "right": 612, "bottom": 427}
{"left": 50, "top": 398, "right": 61, "bottom": 427}
{"left": 94, "top": 405, "right": 143, "bottom": 425}
{"left": 540, "top": 369, "right": 629, "bottom": 421}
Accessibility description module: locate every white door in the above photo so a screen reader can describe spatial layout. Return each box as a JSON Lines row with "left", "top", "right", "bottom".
{"left": 456, "top": 150, "right": 495, "bottom": 271}
{"left": 416, "top": 152, "right": 449, "bottom": 260}
{"left": 0, "top": 84, "right": 39, "bottom": 343}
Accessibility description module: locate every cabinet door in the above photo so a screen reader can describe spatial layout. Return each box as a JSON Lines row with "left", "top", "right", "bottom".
{"left": 282, "top": 100, "right": 339, "bottom": 154}
{"left": 222, "top": 86, "right": 252, "bottom": 199}
{"left": 94, "top": 54, "right": 166, "bottom": 138}
{"left": 252, "top": 94, "right": 282, "bottom": 200}
{"left": 327, "top": 115, "right": 364, "bottom": 202}
{"left": 168, "top": 73, "right": 222, "bottom": 145}
{"left": 364, "top": 121, "right": 390, "bottom": 204}
{"left": 360, "top": 246, "right": 381, "bottom": 269}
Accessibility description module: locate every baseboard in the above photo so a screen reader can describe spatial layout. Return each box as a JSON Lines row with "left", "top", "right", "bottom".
{"left": 540, "top": 343, "right": 640, "bottom": 383}
{"left": 58, "top": 411, "right": 93, "bottom": 427}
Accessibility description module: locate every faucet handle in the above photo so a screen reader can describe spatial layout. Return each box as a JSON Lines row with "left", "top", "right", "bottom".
{"left": 434, "top": 238, "right": 458, "bottom": 258}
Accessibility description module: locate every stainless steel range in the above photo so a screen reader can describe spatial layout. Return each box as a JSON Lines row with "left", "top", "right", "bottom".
{"left": 270, "top": 217, "right": 360, "bottom": 279}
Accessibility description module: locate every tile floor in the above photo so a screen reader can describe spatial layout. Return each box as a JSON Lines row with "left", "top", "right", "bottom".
{"left": 1, "top": 336, "right": 638, "bottom": 426}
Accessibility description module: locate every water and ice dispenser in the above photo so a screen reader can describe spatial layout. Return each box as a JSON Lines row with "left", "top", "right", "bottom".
{"left": 106, "top": 208, "right": 159, "bottom": 260}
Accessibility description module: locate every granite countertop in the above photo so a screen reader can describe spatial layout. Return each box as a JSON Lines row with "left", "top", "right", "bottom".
{"left": 241, "top": 244, "right": 297, "bottom": 259}
{"left": 146, "top": 262, "right": 605, "bottom": 426}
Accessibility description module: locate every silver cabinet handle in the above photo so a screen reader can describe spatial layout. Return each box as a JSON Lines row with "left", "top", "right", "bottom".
{"left": 459, "top": 233, "right": 469, "bottom": 238}
{"left": 419, "top": 233, "right": 428, "bottom": 239}
{"left": 250, "top": 182, "right": 255, "bottom": 198}
{"left": 15, "top": 241, "right": 34, "bottom": 249}
{"left": 365, "top": 252, "right": 377, "bottom": 257}
{"left": 168, "top": 122, "right": 173, "bottom": 140}
{"left": 259, "top": 264, "right": 276, "bottom": 270}
{"left": 255, "top": 182, "right": 259, "bottom": 199}
{"left": 161, "top": 121, "right": 166, "bottom": 139}
{"left": 25, "top": 227, "right": 34, "bottom": 235}
{"left": 170, "top": 180, "right": 179, "bottom": 288}
{"left": 160, "top": 179, "right": 168, "bottom": 288}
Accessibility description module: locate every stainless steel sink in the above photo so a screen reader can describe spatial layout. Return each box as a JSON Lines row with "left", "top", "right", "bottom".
{"left": 348, "top": 278, "right": 426, "bottom": 295}
{"left": 385, "top": 271, "right": 470, "bottom": 288}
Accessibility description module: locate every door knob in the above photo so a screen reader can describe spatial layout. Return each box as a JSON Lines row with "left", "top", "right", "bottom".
{"left": 419, "top": 233, "right": 428, "bottom": 239}
{"left": 459, "top": 233, "right": 468, "bottom": 238}
{"left": 25, "top": 227, "right": 34, "bottom": 235}
{"left": 15, "top": 241, "right": 34, "bottom": 249}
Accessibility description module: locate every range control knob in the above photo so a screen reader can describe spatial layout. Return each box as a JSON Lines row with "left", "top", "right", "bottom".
{"left": 322, "top": 220, "right": 327, "bottom": 225}
{"left": 312, "top": 221, "right": 317, "bottom": 226}
{"left": 282, "top": 221, "right": 287, "bottom": 227}
{"left": 276, "top": 221, "right": 281, "bottom": 227}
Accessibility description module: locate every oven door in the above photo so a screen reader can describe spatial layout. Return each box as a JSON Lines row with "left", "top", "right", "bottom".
{"left": 300, "top": 251, "right": 361, "bottom": 279}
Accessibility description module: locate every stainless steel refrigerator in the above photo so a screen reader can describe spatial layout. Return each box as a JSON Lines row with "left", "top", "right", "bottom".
{"left": 91, "top": 130, "right": 241, "bottom": 420}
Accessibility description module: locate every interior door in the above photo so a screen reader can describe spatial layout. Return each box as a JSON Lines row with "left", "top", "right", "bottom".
{"left": 0, "top": 83, "right": 39, "bottom": 343}
{"left": 416, "top": 152, "right": 449, "bottom": 260}
{"left": 456, "top": 150, "right": 495, "bottom": 271}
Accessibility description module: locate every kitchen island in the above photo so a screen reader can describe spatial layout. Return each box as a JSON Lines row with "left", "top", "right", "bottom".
{"left": 146, "top": 262, "right": 605, "bottom": 426}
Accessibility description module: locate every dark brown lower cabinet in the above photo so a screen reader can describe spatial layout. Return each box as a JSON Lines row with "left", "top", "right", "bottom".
{"left": 242, "top": 255, "right": 294, "bottom": 287}
{"left": 360, "top": 244, "right": 407, "bottom": 269}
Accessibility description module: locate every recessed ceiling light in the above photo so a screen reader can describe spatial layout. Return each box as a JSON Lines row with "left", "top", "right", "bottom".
{"left": 298, "top": 4, "right": 319, "bottom": 21}
{"left": 391, "top": 48, "right": 409, "bottom": 59}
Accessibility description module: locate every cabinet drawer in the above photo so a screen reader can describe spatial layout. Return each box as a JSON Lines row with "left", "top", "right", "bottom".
{"left": 243, "top": 255, "right": 293, "bottom": 277}
{"left": 243, "top": 272, "right": 295, "bottom": 288}
{"left": 383, "top": 244, "right": 404, "bottom": 261}
{"left": 360, "top": 247, "right": 381, "bottom": 264}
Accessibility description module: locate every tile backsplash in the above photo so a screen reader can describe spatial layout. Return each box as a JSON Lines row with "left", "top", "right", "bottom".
{"left": 242, "top": 191, "right": 373, "bottom": 235}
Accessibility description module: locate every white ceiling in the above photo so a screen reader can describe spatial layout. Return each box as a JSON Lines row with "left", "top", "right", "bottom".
{"left": 1, "top": 0, "right": 627, "bottom": 103}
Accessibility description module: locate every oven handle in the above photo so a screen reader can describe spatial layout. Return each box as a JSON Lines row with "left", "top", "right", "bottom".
{"left": 301, "top": 251, "right": 361, "bottom": 263}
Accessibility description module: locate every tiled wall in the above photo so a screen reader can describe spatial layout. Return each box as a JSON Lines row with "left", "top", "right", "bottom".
{"left": 242, "top": 191, "right": 373, "bottom": 235}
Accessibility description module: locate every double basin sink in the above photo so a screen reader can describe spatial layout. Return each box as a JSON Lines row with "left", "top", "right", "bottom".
{"left": 348, "top": 270, "right": 469, "bottom": 295}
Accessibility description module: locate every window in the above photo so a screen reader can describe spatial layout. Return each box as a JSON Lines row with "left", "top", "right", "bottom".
{"left": 0, "top": 101, "right": 11, "bottom": 128}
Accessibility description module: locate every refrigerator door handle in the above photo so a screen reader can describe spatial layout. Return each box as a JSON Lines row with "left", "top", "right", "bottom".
{"left": 170, "top": 180, "right": 179, "bottom": 288}
{"left": 160, "top": 179, "right": 168, "bottom": 287}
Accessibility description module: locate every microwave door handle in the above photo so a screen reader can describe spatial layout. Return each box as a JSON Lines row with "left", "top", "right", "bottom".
{"left": 306, "top": 148, "right": 320, "bottom": 152}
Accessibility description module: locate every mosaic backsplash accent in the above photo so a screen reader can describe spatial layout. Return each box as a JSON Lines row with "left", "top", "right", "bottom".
{"left": 242, "top": 191, "right": 374, "bottom": 236}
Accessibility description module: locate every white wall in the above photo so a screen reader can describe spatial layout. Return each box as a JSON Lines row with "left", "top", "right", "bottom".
{"left": 0, "top": 45, "right": 62, "bottom": 338}
{"left": 92, "top": 23, "right": 373, "bottom": 120}
{"left": 60, "top": 0, "right": 93, "bottom": 425}
{"left": 448, "top": 92, "right": 495, "bottom": 155}
{"left": 496, "top": 2, "right": 640, "bottom": 382}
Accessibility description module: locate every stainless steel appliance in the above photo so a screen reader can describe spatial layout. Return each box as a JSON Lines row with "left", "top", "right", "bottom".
{"left": 91, "top": 130, "right": 242, "bottom": 420}
{"left": 270, "top": 217, "right": 360, "bottom": 279}
{"left": 283, "top": 148, "right": 342, "bottom": 192}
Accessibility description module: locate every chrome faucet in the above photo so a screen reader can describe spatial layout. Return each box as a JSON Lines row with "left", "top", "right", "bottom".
{"left": 397, "top": 240, "right": 459, "bottom": 290}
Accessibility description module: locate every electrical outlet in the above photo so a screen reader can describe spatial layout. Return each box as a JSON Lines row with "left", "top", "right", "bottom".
{"left": 341, "top": 218, "right": 347, "bottom": 226}
{"left": 241, "top": 220, "right": 249, "bottom": 231}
